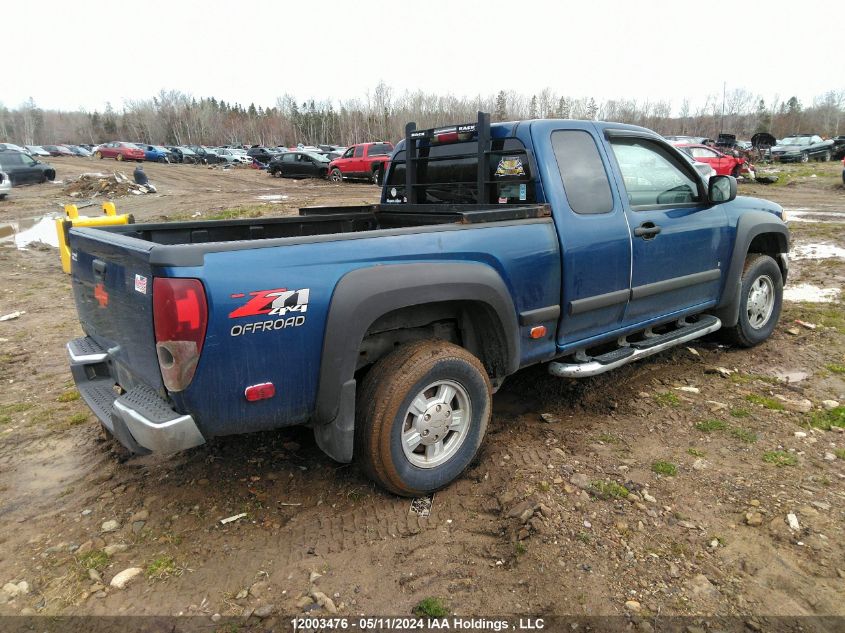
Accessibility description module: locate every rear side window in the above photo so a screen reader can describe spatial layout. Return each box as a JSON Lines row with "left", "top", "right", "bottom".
{"left": 368, "top": 143, "right": 392, "bottom": 156}
{"left": 551, "top": 130, "right": 613, "bottom": 215}
{"left": 0, "top": 153, "right": 23, "bottom": 166}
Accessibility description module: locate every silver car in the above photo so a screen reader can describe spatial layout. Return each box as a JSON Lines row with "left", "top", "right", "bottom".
{"left": 0, "top": 171, "right": 11, "bottom": 200}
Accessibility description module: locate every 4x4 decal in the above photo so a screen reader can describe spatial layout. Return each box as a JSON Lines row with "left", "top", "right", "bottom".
{"left": 228, "top": 288, "right": 310, "bottom": 319}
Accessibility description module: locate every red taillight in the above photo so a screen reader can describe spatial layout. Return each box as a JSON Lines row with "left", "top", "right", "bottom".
{"left": 153, "top": 278, "right": 207, "bottom": 392}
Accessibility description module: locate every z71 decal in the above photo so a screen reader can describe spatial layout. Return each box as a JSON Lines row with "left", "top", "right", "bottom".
{"left": 228, "top": 287, "right": 310, "bottom": 337}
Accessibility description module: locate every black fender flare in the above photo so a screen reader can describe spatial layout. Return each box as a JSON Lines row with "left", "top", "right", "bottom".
{"left": 710, "top": 212, "right": 789, "bottom": 327}
{"left": 313, "top": 263, "right": 519, "bottom": 463}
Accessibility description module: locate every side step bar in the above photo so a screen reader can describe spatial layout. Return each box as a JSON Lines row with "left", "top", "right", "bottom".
{"left": 549, "top": 315, "right": 721, "bottom": 378}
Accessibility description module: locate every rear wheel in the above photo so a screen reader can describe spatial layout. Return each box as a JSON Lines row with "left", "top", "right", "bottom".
{"left": 372, "top": 167, "right": 382, "bottom": 185}
{"left": 800, "top": 152, "right": 809, "bottom": 163}
{"left": 731, "top": 165, "right": 740, "bottom": 178}
{"left": 823, "top": 150, "right": 831, "bottom": 162}
{"left": 330, "top": 168, "right": 343, "bottom": 183}
{"left": 116, "top": 153, "right": 124, "bottom": 162}
{"left": 355, "top": 340, "right": 491, "bottom": 496}
{"left": 95, "top": 151, "right": 102, "bottom": 159}
{"left": 722, "top": 254, "right": 783, "bottom": 348}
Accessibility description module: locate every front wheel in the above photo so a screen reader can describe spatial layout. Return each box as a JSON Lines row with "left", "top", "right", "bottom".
{"left": 95, "top": 151, "right": 102, "bottom": 159}
{"left": 800, "top": 152, "right": 809, "bottom": 163}
{"left": 116, "top": 153, "right": 124, "bottom": 162}
{"left": 329, "top": 168, "right": 343, "bottom": 183}
{"left": 355, "top": 340, "right": 491, "bottom": 496}
{"left": 823, "top": 150, "right": 831, "bottom": 162}
{"left": 722, "top": 254, "right": 783, "bottom": 347}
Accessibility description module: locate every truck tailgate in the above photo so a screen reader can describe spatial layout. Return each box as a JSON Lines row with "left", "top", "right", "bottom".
{"left": 69, "top": 228, "right": 163, "bottom": 392}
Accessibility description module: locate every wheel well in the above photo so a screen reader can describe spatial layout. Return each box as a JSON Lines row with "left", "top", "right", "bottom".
{"left": 371, "top": 162, "right": 383, "bottom": 172}
{"left": 357, "top": 301, "right": 510, "bottom": 387}
{"left": 748, "top": 232, "right": 788, "bottom": 278}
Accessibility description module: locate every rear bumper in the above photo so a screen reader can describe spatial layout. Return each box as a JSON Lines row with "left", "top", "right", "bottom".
{"left": 67, "top": 336, "right": 206, "bottom": 454}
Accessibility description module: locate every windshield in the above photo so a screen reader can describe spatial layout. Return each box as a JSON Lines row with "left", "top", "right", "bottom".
{"left": 780, "top": 137, "right": 811, "bottom": 146}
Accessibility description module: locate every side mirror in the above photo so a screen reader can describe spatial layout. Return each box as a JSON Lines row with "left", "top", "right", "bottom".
{"left": 708, "top": 175, "right": 736, "bottom": 204}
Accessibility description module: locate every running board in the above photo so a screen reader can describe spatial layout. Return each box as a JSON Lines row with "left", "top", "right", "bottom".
{"left": 548, "top": 315, "right": 722, "bottom": 378}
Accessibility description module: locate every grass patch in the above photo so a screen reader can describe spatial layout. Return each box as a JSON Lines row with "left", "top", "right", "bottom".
{"left": 687, "top": 448, "right": 705, "bottom": 457}
{"left": 1, "top": 402, "right": 34, "bottom": 414}
{"left": 56, "top": 390, "right": 80, "bottom": 403}
{"left": 77, "top": 550, "right": 109, "bottom": 571}
{"left": 0, "top": 414, "right": 10, "bottom": 425}
{"left": 730, "top": 408, "right": 750, "bottom": 418}
{"left": 591, "top": 480, "right": 629, "bottom": 499}
{"left": 783, "top": 301, "right": 845, "bottom": 334}
{"left": 146, "top": 555, "right": 177, "bottom": 579}
{"left": 651, "top": 461, "right": 677, "bottom": 476}
{"left": 205, "top": 205, "right": 269, "bottom": 221}
{"left": 68, "top": 413, "right": 88, "bottom": 426}
{"left": 826, "top": 363, "right": 845, "bottom": 374}
{"left": 746, "top": 394, "right": 785, "bottom": 411}
{"left": 695, "top": 419, "right": 727, "bottom": 432}
{"left": 514, "top": 541, "right": 527, "bottom": 556}
{"left": 807, "top": 407, "right": 845, "bottom": 431}
{"left": 576, "top": 531, "right": 592, "bottom": 544}
{"left": 834, "top": 449, "right": 845, "bottom": 460}
{"left": 762, "top": 450, "right": 797, "bottom": 467}
{"left": 730, "top": 427, "right": 758, "bottom": 443}
{"left": 414, "top": 597, "right": 449, "bottom": 617}
{"left": 595, "top": 433, "right": 619, "bottom": 444}
{"left": 654, "top": 392, "right": 681, "bottom": 407}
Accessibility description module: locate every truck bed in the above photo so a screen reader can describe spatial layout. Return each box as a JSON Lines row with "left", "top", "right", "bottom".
{"left": 92, "top": 204, "right": 550, "bottom": 247}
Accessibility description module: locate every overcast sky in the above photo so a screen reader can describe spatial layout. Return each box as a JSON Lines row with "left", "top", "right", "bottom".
{"left": 5, "top": 0, "right": 843, "bottom": 114}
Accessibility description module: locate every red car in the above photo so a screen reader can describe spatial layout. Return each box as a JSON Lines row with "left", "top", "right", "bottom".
{"left": 94, "top": 142, "right": 146, "bottom": 162}
{"left": 676, "top": 144, "right": 752, "bottom": 177}
{"left": 328, "top": 142, "right": 394, "bottom": 184}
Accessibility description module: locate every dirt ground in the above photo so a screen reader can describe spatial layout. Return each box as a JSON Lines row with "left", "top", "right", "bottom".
{"left": 0, "top": 156, "right": 843, "bottom": 628}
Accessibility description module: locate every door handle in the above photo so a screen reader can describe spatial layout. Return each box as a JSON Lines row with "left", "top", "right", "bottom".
{"left": 634, "top": 223, "right": 661, "bottom": 239}
{"left": 92, "top": 259, "right": 107, "bottom": 279}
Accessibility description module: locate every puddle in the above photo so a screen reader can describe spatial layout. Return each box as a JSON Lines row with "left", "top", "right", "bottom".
{"left": 786, "top": 209, "right": 845, "bottom": 224}
{"left": 790, "top": 243, "right": 845, "bottom": 260}
{"left": 783, "top": 283, "right": 841, "bottom": 303}
{"left": 772, "top": 370, "right": 810, "bottom": 383}
{"left": 0, "top": 214, "right": 60, "bottom": 249}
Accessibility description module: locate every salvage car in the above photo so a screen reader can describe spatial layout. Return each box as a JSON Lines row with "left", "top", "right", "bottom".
{"left": 0, "top": 150, "right": 56, "bottom": 184}
{"left": 676, "top": 144, "right": 752, "bottom": 177}
{"left": 65, "top": 113, "right": 789, "bottom": 496}
{"left": 246, "top": 146, "right": 280, "bottom": 163}
{"left": 166, "top": 146, "right": 200, "bottom": 164}
{"left": 44, "top": 145, "right": 75, "bottom": 157}
{"left": 0, "top": 143, "right": 29, "bottom": 153}
{"left": 24, "top": 145, "right": 52, "bottom": 157}
{"left": 94, "top": 142, "right": 146, "bottom": 162}
{"left": 770, "top": 134, "right": 835, "bottom": 162}
{"left": 328, "top": 142, "right": 393, "bottom": 184}
{"left": 268, "top": 151, "right": 331, "bottom": 178}
{"left": 0, "top": 170, "right": 11, "bottom": 199}
{"left": 136, "top": 144, "right": 174, "bottom": 163}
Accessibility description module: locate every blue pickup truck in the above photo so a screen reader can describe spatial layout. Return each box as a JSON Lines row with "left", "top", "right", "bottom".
{"left": 66, "top": 113, "right": 789, "bottom": 495}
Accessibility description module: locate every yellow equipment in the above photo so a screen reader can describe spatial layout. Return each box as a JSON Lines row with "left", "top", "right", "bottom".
{"left": 56, "top": 202, "right": 134, "bottom": 274}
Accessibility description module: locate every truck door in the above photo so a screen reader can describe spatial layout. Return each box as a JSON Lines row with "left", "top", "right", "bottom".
{"left": 606, "top": 132, "right": 728, "bottom": 325}
{"left": 534, "top": 123, "right": 633, "bottom": 348}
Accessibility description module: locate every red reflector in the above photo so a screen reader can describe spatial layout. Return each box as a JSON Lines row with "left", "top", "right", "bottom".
{"left": 245, "top": 382, "right": 275, "bottom": 402}
{"left": 529, "top": 326, "right": 547, "bottom": 339}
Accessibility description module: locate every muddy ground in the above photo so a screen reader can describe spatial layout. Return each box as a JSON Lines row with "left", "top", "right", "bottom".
{"left": 0, "top": 157, "right": 843, "bottom": 628}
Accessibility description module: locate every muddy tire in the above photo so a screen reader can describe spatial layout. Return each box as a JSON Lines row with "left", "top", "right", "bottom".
{"left": 722, "top": 254, "right": 783, "bottom": 348}
{"left": 355, "top": 340, "right": 491, "bottom": 496}
{"left": 372, "top": 167, "right": 382, "bottom": 185}
{"left": 329, "top": 168, "right": 343, "bottom": 183}
{"left": 116, "top": 153, "right": 124, "bottom": 162}
{"left": 95, "top": 151, "right": 102, "bottom": 159}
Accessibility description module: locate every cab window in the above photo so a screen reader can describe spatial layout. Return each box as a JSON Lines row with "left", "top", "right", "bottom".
{"left": 610, "top": 138, "right": 702, "bottom": 208}
{"left": 353, "top": 146, "right": 364, "bottom": 158}
{"left": 551, "top": 130, "right": 613, "bottom": 215}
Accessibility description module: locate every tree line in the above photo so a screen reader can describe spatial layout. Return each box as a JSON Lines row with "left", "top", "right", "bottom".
{"left": 1, "top": 84, "right": 843, "bottom": 148}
